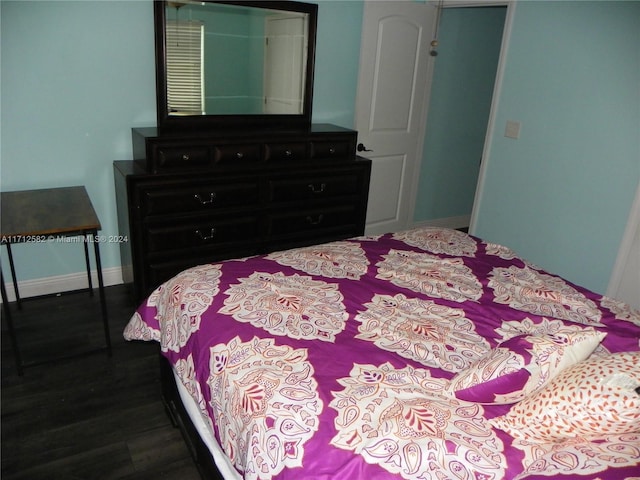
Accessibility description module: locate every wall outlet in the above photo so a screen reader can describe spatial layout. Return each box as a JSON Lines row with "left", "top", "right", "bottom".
{"left": 505, "top": 120, "right": 521, "bottom": 139}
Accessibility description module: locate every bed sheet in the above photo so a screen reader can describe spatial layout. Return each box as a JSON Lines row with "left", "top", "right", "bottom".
{"left": 125, "top": 227, "right": 640, "bottom": 480}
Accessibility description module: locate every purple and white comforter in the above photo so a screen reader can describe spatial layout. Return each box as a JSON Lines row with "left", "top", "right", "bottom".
{"left": 124, "top": 227, "right": 640, "bottom": 480}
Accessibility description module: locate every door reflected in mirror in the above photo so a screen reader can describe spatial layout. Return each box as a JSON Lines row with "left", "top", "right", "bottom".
{"left": 164, "top": 1, "right": 309, "bottom": 117}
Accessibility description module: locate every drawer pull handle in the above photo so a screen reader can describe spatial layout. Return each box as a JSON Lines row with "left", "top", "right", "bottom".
{"left": 195, "top": 228, "right": 216, "bottom": 241}
{"left": 308, "top": 183, "right": 326, "bottom": 194}
{"left": 236, "top": 152, "right": 244, "bottom": 159}
{"left": 182, "top": 154, "right": 190, "bottom": 161}
{"left": 329, "top": 147, "right": 336, "bottom": 154}
{"left": 285, "top": 149, "right": 293, "bottom": 157}
{"left": 306, "top": 214, "right": 324, "bottom": 225}
{"left": 194, "top": 193, "right": 216, "bottom": 205}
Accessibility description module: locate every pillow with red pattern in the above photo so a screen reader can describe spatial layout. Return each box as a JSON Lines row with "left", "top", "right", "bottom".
{"left": 489, "top": 351, "right": 640, "bottom": 441}
{"left": 449, "top": 328, "right": 605, "bottom": 404}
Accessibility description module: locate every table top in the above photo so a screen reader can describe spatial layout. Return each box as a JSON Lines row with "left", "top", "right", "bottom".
{"left": 1, "top": 186, "right": 101, "bottom": 240}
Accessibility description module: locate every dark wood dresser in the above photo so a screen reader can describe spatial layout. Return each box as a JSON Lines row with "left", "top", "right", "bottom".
{"left": 114, "top": 124, "right": 371, "bottom": 302}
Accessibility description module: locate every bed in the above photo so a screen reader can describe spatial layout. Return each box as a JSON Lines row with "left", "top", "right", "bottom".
{"left": 124, "top": 226, "right": 640, "bottom": 480}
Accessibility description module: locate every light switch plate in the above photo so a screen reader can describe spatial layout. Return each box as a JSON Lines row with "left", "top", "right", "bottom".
{"left": 505, "top": 120, "right": 521, "bottom": 139}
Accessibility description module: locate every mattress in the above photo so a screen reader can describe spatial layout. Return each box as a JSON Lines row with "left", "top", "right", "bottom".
{"left": 173, "top": 365, "right": 241, "bottom": 479}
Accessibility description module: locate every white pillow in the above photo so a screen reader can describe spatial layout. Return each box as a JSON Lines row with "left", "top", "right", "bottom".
{"left": 450, "top": 328, "right": 605, "bottom": 404}
{"left": 490, "top": 351, "right": 640, "bottom": 442}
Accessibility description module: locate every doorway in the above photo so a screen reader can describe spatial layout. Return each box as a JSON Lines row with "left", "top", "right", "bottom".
{"left": 355, "top": 2, "right": 509, "bottom": 234}
{"left": 413, "top": 6, "right": 507, "bottom": 230}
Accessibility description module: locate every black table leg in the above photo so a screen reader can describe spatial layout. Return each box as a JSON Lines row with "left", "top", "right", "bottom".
{"left": 6, "top": 243, "right": 22, "bottom": 309}
{"left": 92, "top": 234, "right": 112, "bottom": 356}
{"left": 83, "top": 233, "right": 94, "bottom": 297}
{"left": 1, "top": 268, "right": 24, "bottom": 376}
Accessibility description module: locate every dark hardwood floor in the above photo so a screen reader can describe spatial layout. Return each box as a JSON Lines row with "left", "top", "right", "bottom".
{"left": 1, "top": 284, "right": 202, "bottom": 480}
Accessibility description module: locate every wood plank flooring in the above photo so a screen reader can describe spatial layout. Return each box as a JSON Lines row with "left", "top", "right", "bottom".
{"left": 1, "top": 284, "right": 203, "bottom": 480}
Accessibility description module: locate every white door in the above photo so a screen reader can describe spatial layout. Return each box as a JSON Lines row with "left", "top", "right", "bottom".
{"left": 264, "top": 13, "right": 307, "bottom": 114}
{"left": 355, "top": 1, "right": 438, "bottom": 235}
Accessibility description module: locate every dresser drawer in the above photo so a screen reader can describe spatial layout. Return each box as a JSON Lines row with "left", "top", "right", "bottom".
{"left": 156, "top": 146, "right": 210, "bottom": 169}
{"left": 146, "top": 247, "right": 258, "bottom": 295}
{"left": 140, "top": 182, "right": 260, "bottom": 216}
{"left": 264, "top": 142, "right": 307, "bottom": 162}
{"left": 268, "top": 173, "right": 361, "bottom": 203}
{"left": 310, "top": 140, "right": 352, "bottom": 159}
{"left": 268, "top": 205, "right": 358, "bottom": 238}
{"left": 212, "top": 144, "right": 261, "bottom": 164}
{"left": 145, "top": 215, "right": 260, "bottom": 254}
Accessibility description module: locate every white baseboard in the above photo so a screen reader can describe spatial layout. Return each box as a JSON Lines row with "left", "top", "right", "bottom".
{"left": 2, "top": 267, "right": 124, "bottom": 303}
{"left": 412, "top": 215, "right": 471, "bottom": 230}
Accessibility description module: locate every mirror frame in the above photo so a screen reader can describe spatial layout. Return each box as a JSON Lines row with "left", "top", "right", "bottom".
{"left": 154, "top": 0, "right": 318, "bottom": 133}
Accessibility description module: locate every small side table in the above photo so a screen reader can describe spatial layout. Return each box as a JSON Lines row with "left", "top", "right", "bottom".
{"left": 1, "top": 186, "right": 112, "bottom": 375}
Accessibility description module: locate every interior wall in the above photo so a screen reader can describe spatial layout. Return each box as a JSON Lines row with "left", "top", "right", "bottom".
{"left": 311, "top": 1, "right": 363, "bottom": 127}
{"left": 1, "top": 0, "right": 156, "bottom": 283}
{"left": 200, "top": 6, "right": 266, "bottom": 114}
{"left": 472, "top": 1, "right": 640, "bottom": 294}
{"left": 414, "top": 6, "right": 505, "bottom": 224}
{"left": 0, "top": 0, "right": 363, "bottom": 284}
{"left": 5, "top": 0, "right": 635, "bottom": 299}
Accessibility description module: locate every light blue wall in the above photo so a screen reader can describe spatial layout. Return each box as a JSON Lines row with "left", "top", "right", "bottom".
{"left": 0, "top": 0, "right": 362, "bottom": 283}
{"left": 1, "top": 0, "right": 157, "bottom": 282}
{"left": 312, "top": 1, "right": 363, "bottom": 127}
{"left": 414, "top": 6, "right": 505, "bottom": 222}
{"left": 3, "top": 0, "right": 636, "bottom": 297}
{"left": 199, "top": 5, "right": 265, "bottom": 114}
{"left": 473, "top": 1, "right": 640, "bottom": 294}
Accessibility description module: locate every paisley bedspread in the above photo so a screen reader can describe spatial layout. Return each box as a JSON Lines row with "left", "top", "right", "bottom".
{"left": 124, "top": 227, "right": 640, "bottom": 480}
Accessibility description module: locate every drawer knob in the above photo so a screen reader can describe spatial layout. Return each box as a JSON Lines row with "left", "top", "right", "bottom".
{"left": 182, "top": 154, "right": 190, "bottom": 161}
{"left": 236, "top": 152, "right": 244, "bottom": 159}
{"left": 306, "top": 214, "right": 324, "bottom": 225}
{"left": 285, "top": 149, "right": 292, "bottom": 157}
{"left": 308, "top": 183, "right": 326, "bottom": 194}
{"left": 329, "top": 147, "right": 336, "bottom": 154}
{"left": 195, "top": 228, "right": 216, "bottom": 241}
{"left": 194, "top": 193, "right": 216, "bottom": 205}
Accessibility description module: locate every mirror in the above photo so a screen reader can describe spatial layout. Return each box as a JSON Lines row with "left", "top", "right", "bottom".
{"left": 154, "top": 1, "right": 318, "bottom": 132}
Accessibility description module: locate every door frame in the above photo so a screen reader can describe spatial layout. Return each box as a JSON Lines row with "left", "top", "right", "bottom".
{"left": 408, "top": 0, "right": 516, "bottom": 232}
{"left": 460, "top": 0, "right": 516, "bottom": 234}
{"left": 606, "top": 180, "right": 640, "bottom": 309}
{"left": 406, "top": 0, "right": 515, "bottom": 230}
{"left": 355, "top": 0, "right": 515, "bottom": 234}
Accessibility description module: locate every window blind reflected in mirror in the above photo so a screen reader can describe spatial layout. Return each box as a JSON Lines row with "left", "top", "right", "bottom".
{"left": 166, "top": 20, "right": 204, "bottom": 115}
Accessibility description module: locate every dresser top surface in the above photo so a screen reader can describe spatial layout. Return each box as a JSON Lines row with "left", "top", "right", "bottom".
{"left": 134, "top": 123, "right": 356, "bottom": 140}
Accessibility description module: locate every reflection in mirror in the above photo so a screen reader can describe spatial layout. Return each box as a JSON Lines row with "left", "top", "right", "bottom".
{"left": 164, "top": 1, "right": 309, "bottom": 117}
